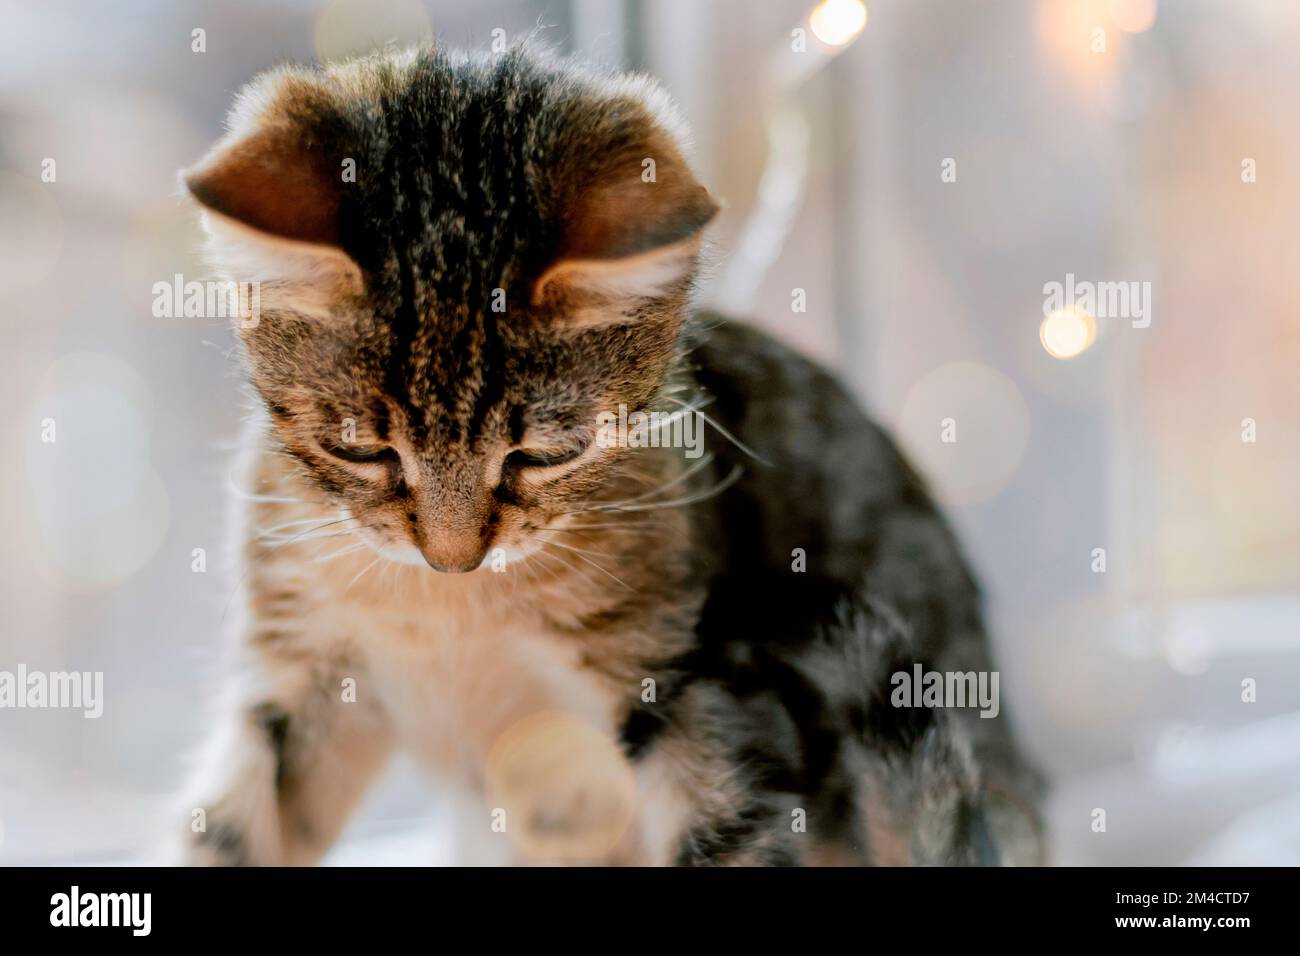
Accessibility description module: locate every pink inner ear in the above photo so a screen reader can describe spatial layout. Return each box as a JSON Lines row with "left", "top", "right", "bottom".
{"left": 553, "top": 105, "right": 718, "bottom": 265}
{"left": 532, "top": 136, "right": 718, "bottom": 308}
{"left": 185, "top": 126, "right": 341, "bottom": 247}
{"left": 565, "top": 177, "right": 718, "bottom": 262}
{"left": 560, "top": 169, "right": 719, "bottom": 266}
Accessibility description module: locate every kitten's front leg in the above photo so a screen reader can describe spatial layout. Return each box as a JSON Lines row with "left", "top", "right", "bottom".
{"left": 175, "top": 654, "right": 393, "bottom": 866}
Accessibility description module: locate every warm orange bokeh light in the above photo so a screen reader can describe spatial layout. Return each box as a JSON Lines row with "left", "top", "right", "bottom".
{"left": 1108, "top": 0, "right": 1158, "bottom": 35}
{"left": 809, "top": 0, "right": 867, "bottom": 47}
{"left": 1040, "top": 307, "right": 1097, "bottom": 359}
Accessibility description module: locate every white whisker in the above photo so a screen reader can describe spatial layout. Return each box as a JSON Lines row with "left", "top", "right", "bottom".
{"left": 256, "top": 513, "right": 354, "bottom": 537}
{"left": 258, "top": 516, "right": 358, "bottom": 546}
{"left": 550, "top": 520, "right": 653, "bottom": 531}
{"left": 542, "top": 539, "right": 635, "bottom": 591}
{"left": 562, "top": 453, "right": 716, "bottom": 516}
{"left": 529, "top": 549, "right": 567, "bottom": 583}
{"left": 344, "top": 556, "right": 383, "bottom": 593}
{"left": 313, "top": 541, "right": 370, "bottom": 563}
{"left": 663, "top": 395, "right": 771, "bottom": 466}
{"left": 533, "top": 531, "right": 618, "bottom": 560}
{"left": 577, "top": 464, "right": 744, "bottom": 515}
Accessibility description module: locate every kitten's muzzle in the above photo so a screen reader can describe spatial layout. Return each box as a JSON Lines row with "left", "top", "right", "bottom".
{"left": 409, "top": 474, "right": 496, "bottom": 572}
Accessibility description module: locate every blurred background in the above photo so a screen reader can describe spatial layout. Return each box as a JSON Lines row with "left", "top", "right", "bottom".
{"left": 1, "top": 0, "right": 1297, "bottom": 865}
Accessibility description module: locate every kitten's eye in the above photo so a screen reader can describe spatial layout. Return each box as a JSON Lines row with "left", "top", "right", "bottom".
{"left": 506, "top": 446, "right": 584, "bottom": 470}
{"left": 326, "top": 443, "right": 395, "bottom": 464}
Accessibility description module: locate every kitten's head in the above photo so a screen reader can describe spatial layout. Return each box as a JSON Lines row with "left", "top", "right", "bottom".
{"left": 185, "top": 45, "right": 716, "bottom": 572}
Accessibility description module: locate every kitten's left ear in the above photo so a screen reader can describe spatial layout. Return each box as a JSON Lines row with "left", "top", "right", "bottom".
{"left": 185, "top": 126, "right": 341, "bottom": 248}
{"left": 182, "top": 70, "right": 361, "bottom": 293}
{"left": 533, "top": 99, "right": 718, "bottom": 311}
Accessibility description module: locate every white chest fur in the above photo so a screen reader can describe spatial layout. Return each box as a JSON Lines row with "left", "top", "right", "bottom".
{"left": 310, "top": 559, "right": 675, "bottom": 863}
{"left": 322, "top": 563, "right": 618, "bottom": 778}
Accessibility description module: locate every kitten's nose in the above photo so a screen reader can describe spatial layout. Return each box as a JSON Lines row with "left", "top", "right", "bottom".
{"left": 417, "top": 536, "right": 489, "bottom": 573}
{"left": 416, "top": 523, "right": 491, "bottom": 573}
{"left": 421, "top": 549, "right": 485, "bottom": 574}
{"left": 413, "top": 473, "right": 493, "bottom": 572}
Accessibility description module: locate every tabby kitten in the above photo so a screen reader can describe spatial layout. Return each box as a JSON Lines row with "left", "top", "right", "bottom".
{"left": 177, "top": 44, "right": 1042, "bottom": 866}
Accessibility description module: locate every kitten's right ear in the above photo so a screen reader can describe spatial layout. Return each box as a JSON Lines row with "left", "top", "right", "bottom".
{"left": 182, "top": 72, "right": 360, "bottom": 292}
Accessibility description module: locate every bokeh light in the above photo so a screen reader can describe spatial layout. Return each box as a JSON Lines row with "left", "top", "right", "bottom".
{"left": 896, "top": 362, "right": 1032, "bottom": 506}
{"left": 22, "top": 352, "right": 170, "bottom": 591}
{"left": 1036, "top": 0, "right": 1126, "bottom": 106}
{"left": 1109, "top": 0, "right": 1158, "bottom": 35}
{"left": 485, "top": 711, "right": 637, "bottom": 861}
{"left": 1039, "top": 306, "right": 1097, "bottom": 359}
{"left": 809, "top": 0, "right": 867, "bottom": 47}
{"left": 1161, "top": 624, "right": 1212, "bottom": 676}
